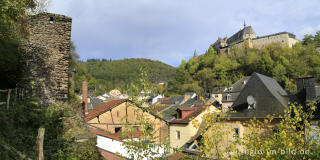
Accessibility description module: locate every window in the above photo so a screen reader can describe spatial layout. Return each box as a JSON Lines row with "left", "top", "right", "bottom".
{"left": 49, "top": 17, "right": 54, "bottom": 24}
{"left": 226, "top": 94, "right": 231, "bottom": 101}
{"left": 228, "top": 87, "right": 233, "bottom": 91}
{"left": 177, "top": 111, "right": 182, "bottom": 119}
{"left": 117, "top": 111, "right": 119, "bottom": 117}
{"left": 115, "top": 127, "right": 122, "bottom": 133}
{"left": 215, "top": 94, "right": 218, "bottom": 98}
{"left": 243, "top": 80, "right": 247, "bottom": 85}
{"left": 176, "top": 131, "right": 180, "bottom": 140}
{"left": 233, "top": 128, "right": 240, "bottom": 140}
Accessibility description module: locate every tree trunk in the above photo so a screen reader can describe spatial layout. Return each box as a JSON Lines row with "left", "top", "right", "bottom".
{"left": 21, "top": 88, "right": 24, "bottom": 99}
{"left": 13, "top": 88, "right": 17, "bottom": 108}
{"left": 6, "top": 89, "right": 11, "bottom": 110}
{"left": 36, "top": 128, "right": 45, "bottom": 160}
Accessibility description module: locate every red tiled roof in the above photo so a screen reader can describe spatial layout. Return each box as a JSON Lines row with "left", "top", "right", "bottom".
{"left": 85, "top": 99, "right": 127, "bottom": 121}
{"left": 98, "top": 148, "right": 126, "bottom": 160}
{"left": 89, "top": 128, "right": 123, "bottom": 141}
{"left": 170, "top": 106, "right": 207, "bottom": 124}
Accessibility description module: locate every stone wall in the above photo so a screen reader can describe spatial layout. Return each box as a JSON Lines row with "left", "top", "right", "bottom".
{"left": 20, "top": 12, "right": 72, "bottom": 106}
{"left": 252, "top": 33, "right": 299, "bottom": 49}
{"left": 213, "top": 27, "right": 299, "bottom": 54}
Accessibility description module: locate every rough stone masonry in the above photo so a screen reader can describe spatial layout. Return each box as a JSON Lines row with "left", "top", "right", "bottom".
{"left": 20, "top": 12, "right": 72, "bottom": 106}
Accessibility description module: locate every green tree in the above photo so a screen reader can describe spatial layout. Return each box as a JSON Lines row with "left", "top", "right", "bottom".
{"left": 302, "top": 34, "right": 314, "bottom": 45}
{"left": 0, "top": 0, "right": 36, "bottom": 89}
{"left": 120, "top": 68, "right": 169, "bottom": 159}
{"left": 314, "top": 31, "right": 320, "bottom": 49}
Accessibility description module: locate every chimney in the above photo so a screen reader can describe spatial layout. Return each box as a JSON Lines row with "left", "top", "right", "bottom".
{"left": 296, "top": 77, "right": 317, "bottom": 102}
{"left": 82, "top": 81, "right": 88, "bottom": 115}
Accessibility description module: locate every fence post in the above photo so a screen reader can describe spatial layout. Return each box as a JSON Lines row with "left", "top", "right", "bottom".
{"left": 6, "top": 89, "right": 11, "bottom": 110}
{"left": 13, "top": 88, "right": 17, "bottom": 107}
{"left": 36, "top": 128, "right": 45, "bottom": 160}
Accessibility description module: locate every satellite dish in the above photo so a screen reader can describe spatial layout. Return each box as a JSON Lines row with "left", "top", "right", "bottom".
{"left": 247, "top": 96, "right": 255, "bottom": 105}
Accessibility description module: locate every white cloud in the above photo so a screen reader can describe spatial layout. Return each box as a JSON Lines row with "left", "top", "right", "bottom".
{"left": 48, "top": 0, "right": 320, "bottom": 66}
{"left": 298, "top": 25, "right": 320, "bottom": 37}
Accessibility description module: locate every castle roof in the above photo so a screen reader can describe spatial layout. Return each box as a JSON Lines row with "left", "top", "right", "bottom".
{"left": 227, "top": 26, "right": 255, "bottom": 44}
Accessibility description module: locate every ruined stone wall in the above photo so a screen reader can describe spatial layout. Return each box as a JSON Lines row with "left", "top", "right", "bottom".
{"left": 20, "top": 12, "right": 72, "bottom": 106}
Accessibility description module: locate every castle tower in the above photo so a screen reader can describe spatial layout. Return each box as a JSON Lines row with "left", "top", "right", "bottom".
{"left": 21, "top": 13, "right": 72, "bottom": 106}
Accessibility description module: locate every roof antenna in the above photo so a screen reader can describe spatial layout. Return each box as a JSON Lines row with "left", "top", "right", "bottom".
{"left": 244, "top": 20, "right": 246, "bottom": 28}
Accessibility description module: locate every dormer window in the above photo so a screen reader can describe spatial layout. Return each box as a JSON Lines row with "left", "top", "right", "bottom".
{"left": 228, "top": 87, "right": 233, "bottom": 91}
{"left": 243, "top": 80, "right": 247, "bottom": 85}
{"left": 177, "top": 110, "right": 182, "bottom": 119}
{"left": 226, "top": 94, "right": 231, "bottom": 101}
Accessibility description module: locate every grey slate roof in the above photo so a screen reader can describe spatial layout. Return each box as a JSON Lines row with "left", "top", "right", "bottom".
{"left": 181, "top": 97, "right": 205, "bottom": 107}
{"left": 160, "top": 105, "right": 179, "bottom": 122}
{"left": 231, "top": 72, "right": 289, "bottom": 118}
{"left": 255, "top": 73, "right": 288, "bottom": 107}
{"left": 227, "top": 26, "right": 255, "bottom": 44}
{"left": 211, "top": 87, "right": 226, "bottom": 94}
{"left": 88, "top": 96, "right": 105, "bottom": 111}
{"left": 161, "top": 96, "right": 184, "bottom": 105}
{"left": 222, "top": 76, "right": 251, "bottom": 102}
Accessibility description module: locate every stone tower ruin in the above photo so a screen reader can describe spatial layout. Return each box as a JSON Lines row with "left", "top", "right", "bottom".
{"left": 20, "top": 13, "right": 72, "bottom": 106}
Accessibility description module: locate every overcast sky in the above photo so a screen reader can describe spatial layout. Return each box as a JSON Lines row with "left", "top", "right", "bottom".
{"left": 48, "top": 0, "right": 320, "bottom": 67}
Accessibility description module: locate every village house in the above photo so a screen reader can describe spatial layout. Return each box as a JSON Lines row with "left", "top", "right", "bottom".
{"left": 169, "top": 104, "right": 220, "bottom": 152}
{"left": 81, "top": 81, "right": 169, "bottom": 159}
{"left": 84, "top": 99, "right": 169, "bottom": 159}
{"left": 150, "top": 92, "right": 200, "bottom": 122}
{"left": 221, "top": 76, "right": 250, "bottom": 112}
{"left": 182, "top": 72, "right": 290, "bottom": 157}
{"left": 296, "top": 77, "right": 320, "bottom": 142}
{"left": 209, "top": 87, "right": 226, "bottom": 104}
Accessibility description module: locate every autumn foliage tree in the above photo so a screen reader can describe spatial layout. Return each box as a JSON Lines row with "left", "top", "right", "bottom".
{"left": 193, "top": 103, "right": 320, "bottom": 159}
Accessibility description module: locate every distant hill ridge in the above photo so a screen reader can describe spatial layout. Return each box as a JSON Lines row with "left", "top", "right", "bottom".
{"left": 83, "top": 58, "right": 175, "bottom": 92}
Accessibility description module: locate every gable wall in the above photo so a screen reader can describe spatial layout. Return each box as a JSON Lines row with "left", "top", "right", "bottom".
{"left": 169, "top": 106, "right": 220, "bottom": 152}
{"left": 87, "top": 101, "right": 169, "bottom": 143}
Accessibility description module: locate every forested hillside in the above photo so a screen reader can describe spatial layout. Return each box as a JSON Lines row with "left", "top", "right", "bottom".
{"left": 73, "top": 58, "right": 175, "bottom": 95}
{"left": 168, "top": 31, "right": 320, "bottom": 95}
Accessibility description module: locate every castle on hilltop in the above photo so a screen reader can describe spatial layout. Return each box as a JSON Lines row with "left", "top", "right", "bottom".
{"left": 212, "top": 23, "right": 299, "bottom": 53}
